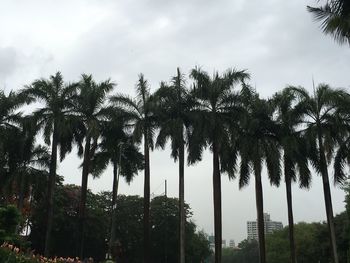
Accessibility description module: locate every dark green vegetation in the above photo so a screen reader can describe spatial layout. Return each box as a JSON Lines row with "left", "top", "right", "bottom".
{"left": 1, "top": 67, "right": 350, "bottom": 263}
{"left": 1, "top": 184, "right": 211, "bottom": 262}
{"left": 220, "top": 184, "right": 350, "bottom": 263}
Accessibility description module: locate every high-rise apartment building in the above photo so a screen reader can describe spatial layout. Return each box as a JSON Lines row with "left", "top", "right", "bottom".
{"left": 229, "top": 239, "right": 235, "bottom": 248}
{"left": 247, "top": 213, "right": 283, "bottom": 240}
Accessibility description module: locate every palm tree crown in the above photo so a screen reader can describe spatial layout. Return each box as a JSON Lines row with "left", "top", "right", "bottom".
{"left": 190, "top": 67, "right": 250, "bottom": 263}
{"left": 308, "top": 0, "right": 350, "bottom": 45}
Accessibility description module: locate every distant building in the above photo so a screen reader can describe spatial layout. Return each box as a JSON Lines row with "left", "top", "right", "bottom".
{"left": 222, "top": 239, "right": 226, "bottom": 248}
{"left": 229, "top": 239, "right": 235, "bottom": 248}
{"left": 247, "top": 213, "right": 283, "bottom": 240}
{"left": 208, "top": 235, "right": 215, "bottom": 251}
{"left": 208, "top": 235, "right": 228, "bottom": 250}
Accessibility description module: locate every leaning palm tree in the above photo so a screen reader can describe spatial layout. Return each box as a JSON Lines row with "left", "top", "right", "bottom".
{"left": 189, "top": 67, "right": 249, "bottom": 263}
{"left": 272, "top": 89, "right": 311, "bottom": 263}
{"left": 238, "top": 86, "right": 281, "bottom": 263}
{"left": 91, "top": 113, "right": 144, "bottom": 258}
{"left": 110, "top": 74, "right": 156, "bottom": 263}
{"left": 154, "top": 68, "right": 194, "bottom": 263}
{"left": 307, "top": 0, "right": 350, "bottom": 45}
{"left": 288, "top": 84, "right": 349, "bottom": 263}
{"left": 24, "top": 72, "right": 78, "bottom": 256}
{"left": 73, "top": 74, "right": 115, "bottom": 258}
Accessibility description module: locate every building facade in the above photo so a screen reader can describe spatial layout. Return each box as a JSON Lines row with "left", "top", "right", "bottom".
{"left": 247, "top": 213, "right": 283, "bottom": 240}
{"left": 229, "top": 239, "right": 235, "bottom": 248}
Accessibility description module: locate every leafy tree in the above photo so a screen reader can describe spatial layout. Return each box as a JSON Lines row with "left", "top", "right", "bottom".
{"left": 0, "top": 205, "right": 21, "bottom": 244}
{"left": 73, "top": 74, "right": 115, "bottom": 258}
{"left": 111, "top": 195, "right": 211, "bottom": 263}
{"left": 307, "top": 0, "right": 350, "bottom": 45}
{"left": 110, "top": 74, "right": 156, "bottom": 263}
{"left": 272, "top": 88, "right": 311, "bottom": 263}
{"left": 189, "top": 67, "right": 249, "bottom": 263}
{"left": 154, "top": 67, "right": 194, "bottom": 263}
{"left": 29, "top": 184, "right": 109, "bottom": 261}
{"left": 288, "top": 84, "right": 349, "bottom": 263}
{"left": 238, "top": 87, "right": 281, "bottom": 263}
{"left": 220, "top": 239, "right": 259, "bottom": 263}
{"left": 24, "top": 72, "right": 78, "bottom": 256}
{"left": 266, "top": 214, "right": 349, "bottom": 263}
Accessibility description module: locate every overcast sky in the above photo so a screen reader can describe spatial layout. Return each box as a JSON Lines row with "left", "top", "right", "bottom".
{"left": 1, "top": 0, "right": 350, "bottom": 243}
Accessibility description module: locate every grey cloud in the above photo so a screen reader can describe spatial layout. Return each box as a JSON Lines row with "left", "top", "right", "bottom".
{"left": 0, "top": 47, "right": 18, "bottom": 80}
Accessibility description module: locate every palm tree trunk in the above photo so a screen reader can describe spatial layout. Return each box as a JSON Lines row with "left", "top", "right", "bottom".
{"left": 78, "top": 135, "right": 91, "bottom": 259}
{"left": 213, "top": 141, "right": 222, "bottom": 263}
{"left": 109, "top": 160, "right": 120, "bottom": 257}
{"left": 284, "top": 155, "right": 296, "bottom": 263}
{"left": 254, "top": 161, "right": 266, "bottom": 263}
{"left": 44, "top": 125, "right": 58, "bottom": 257}
{"left": 16, "top": 169, "right": 25, "bottom": 234}
{"left": 144, "top": 131, "right": 150, "bottom": 263}
{"left": 318, "top": 131, "right": 339, "bottom": 263}
{"left": 17, "top": 170, "right": 25, "bottom": 214}
{"left": 179, "top": 141, "right": 185, "bottom": 263}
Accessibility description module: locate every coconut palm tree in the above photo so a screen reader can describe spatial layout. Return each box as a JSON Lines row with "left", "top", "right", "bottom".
{"left": 24, "top": 72, "right": 78, "bottom": 256}
{"left": 288, "top": 84, "right": 349, "bottom": 263}
{"left": 189, "top": 67, "right": 249, "bottom": 263}
{"left": 154, "top": 68, "right": 194, "bottom": 263}
{"left": 238, "top": 86, "right": 281, "bottom": 263}
{"left": 73, "top": 74, "right": 115, "bottom": 258}
{"left": 272, "top": 88, "right": 311, "bottom": 263}
{"left": 110, "top": 74, "right": 156, "bottom": 263}
{"left": 307, "top": 0, "right": 350, "bottom": 45}
{"left": 91, "top": 113, "right": 144, "bottom": 258}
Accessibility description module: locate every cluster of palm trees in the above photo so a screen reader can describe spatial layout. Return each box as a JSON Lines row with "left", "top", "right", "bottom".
{"left": 0, "top": 67, "right": 349, "bottom": 263}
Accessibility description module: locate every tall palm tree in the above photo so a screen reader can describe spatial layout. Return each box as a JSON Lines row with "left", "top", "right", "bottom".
{"left": 288, "top": 84, "right": 349, "bottom": 263}
{"left": 110, "top": 74, "right": 156, "bottom": 263}
{"left": 238, "top": 87, "right": 281, "bottom": 263}
{"left": 154, "top": 68, "right": 194, "bottom": 263}
{"left": 91, "top": 113, "right": 144, "bottom": 258}
{"left": 24, "top": 72, "right": 78, "bottom": 256}
{"left": 189, "top": 67, "right": 249, "bottom": 263}
{"left": 307, "top": 0, "right": 350, "bottom": 45}
{"left": 73, "top": 74, "right": 115, "bottom": 258}
{"left": 272, "top": 89, "right": 311, "bottom": 263}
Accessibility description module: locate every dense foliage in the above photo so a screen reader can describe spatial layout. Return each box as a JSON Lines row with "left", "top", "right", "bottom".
{"left": 26, "top": 184, "right": 211, "bottom": 262}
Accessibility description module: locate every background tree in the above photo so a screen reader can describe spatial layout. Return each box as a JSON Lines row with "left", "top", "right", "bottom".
{"left": 189, "top": 67, "right": 249, "bottom": 263}
{"left": 307, "top": 0, "right": 350, "bottom": 45}
{"left": 73, "top": 74, "right": 114, "bottom": 258}
{"left": 110, "top": 74, "right": 156, "bottom": 263}
{"left": 29, "top": 184, "right": 110, "bottom": 261}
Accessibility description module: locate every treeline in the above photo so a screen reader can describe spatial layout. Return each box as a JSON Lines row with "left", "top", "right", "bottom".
{"left": 222, "top": 184, "right": 349, "bottom": 263}
{"left": 1, "top": 67, "right": 350, "bottom": 263}
{"left": 0, "top": 183, "right": 211, "bottom": 262}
